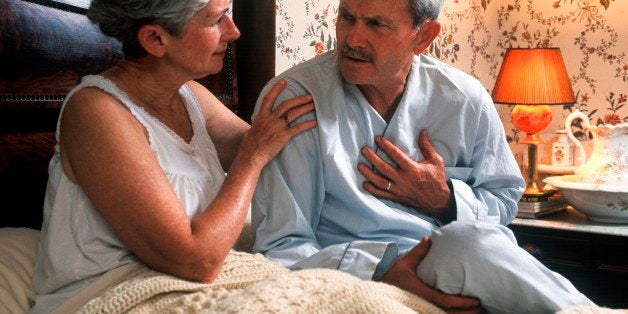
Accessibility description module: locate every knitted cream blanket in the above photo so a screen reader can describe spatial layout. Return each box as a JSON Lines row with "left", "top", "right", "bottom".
{"left": 77, "top": 251, "right": 444, "bottom": 313}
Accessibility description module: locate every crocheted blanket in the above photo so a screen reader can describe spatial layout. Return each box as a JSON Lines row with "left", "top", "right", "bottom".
{"left": 77, "top": 251, "right": 444, "bottom": 313}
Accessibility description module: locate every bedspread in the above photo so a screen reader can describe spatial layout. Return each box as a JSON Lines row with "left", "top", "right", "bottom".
{"left": 77, "top": 251, "right": 444, "bottom": 313}
{"left": 1, "top": 228, "right": 623, "bottom": 313}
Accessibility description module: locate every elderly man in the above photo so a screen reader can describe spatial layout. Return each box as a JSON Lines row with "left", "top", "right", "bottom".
{"left": 251, "top": 0, "right": 594, "bottom": 312}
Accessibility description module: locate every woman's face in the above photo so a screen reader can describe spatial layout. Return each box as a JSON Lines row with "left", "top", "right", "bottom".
{"left": 166, "top": 0, "right": 240, "bottom": 78}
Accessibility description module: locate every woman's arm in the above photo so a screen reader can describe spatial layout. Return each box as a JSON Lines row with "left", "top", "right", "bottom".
{"left": 187, "top": 80, "right": 249, "bottom": 171}
{"left": 60, "top": 81, "right": 315, "bottom": 283}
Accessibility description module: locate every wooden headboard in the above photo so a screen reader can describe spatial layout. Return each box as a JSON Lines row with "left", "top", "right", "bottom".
{"left": 0, "top": 0, "right": 275, "bottom": 229}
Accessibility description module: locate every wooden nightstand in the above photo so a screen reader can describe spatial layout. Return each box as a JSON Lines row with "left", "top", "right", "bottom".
{"left": 508, "top": 208, "right": 628, "bottom": 308}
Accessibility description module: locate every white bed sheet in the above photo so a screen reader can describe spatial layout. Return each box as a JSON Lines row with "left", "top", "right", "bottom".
{"left": 0, "top": 227, "right": 40, "bottom": 313}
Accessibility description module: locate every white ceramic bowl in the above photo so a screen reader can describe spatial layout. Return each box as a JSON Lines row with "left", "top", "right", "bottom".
{"left": 544, "top": 175, "right": 628, "bottom": 224}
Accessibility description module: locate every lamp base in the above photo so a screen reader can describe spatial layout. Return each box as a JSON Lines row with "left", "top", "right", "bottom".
{"left": 520, "top": 136, "right": 558, "bottom": 202}
{"left": 521, "top": 188, "right": 558, "bottom": 202}
{"left": 520, "top": 133, "right": 543, "bottom": 145}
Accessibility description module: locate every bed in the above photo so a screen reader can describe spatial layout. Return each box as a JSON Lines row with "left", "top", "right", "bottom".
{"left": 0, "top": 1, "right": 618, "bottom": 313}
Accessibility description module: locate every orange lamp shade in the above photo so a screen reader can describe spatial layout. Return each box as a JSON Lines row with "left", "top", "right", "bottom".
{"left": 492, "top": 48, "right": 575, "bottom": 106}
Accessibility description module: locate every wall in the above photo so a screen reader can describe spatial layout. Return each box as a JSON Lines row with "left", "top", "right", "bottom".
{"left": 275, "top": 0, "right": 627, "bottom": 169}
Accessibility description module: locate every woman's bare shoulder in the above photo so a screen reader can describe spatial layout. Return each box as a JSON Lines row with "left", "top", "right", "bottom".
{"left": 61, "top": 86, "right": 145, "bottom": 135}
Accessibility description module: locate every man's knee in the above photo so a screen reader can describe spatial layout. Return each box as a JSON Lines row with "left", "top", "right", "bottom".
{"left": 416, "top": 221, "right": 518, "bottom": 281}
{"left": 415, "top": 221, "right": 520, "bottom": 295}
{"left": 430, "top": 220, "right": 517, "bottom": 252}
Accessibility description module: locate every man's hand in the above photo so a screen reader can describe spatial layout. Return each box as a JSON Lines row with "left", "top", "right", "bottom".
{"left": 380, "top": 237, "right": 483, "bottom": 314}
{"left": 358, "top": 130, "right": 454, "bottom": 219}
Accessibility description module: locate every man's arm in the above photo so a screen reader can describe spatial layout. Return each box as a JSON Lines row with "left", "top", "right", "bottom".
{"left": 449, "top": 89, "right": 525, "bottom": 225}
{"left": 359, "top": 90, "right": 524, "bottom": 226}
{"left": 251, "top": 79, "right": 398, "bottom": 280}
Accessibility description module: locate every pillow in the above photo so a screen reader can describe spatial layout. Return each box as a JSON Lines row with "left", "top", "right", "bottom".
{"left": 0, "top": 217, "right": 250, "bottom": 313}
{"left": 0, "top": 228, "right": 40, "bottom": 313}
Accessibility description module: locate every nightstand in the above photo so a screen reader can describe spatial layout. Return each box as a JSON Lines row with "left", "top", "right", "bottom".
{"left": 508, "top": 208, "right": 628, "bottom": 308}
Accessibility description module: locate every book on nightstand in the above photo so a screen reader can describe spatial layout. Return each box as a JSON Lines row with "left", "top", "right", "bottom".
{"left": 516, "top": 195, "right": 568, "bottom": 219}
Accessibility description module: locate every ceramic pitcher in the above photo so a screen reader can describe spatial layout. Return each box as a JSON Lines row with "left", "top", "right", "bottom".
{"left": 565, "top": 109, "right": 628, "bottom": 185}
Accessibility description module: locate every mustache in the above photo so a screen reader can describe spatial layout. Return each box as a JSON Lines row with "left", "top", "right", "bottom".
{"left": 341, "top": 46, "right": 374, "bottom": 62}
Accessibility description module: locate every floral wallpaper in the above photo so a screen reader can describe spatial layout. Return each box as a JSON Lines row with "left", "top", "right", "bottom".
{"left": 275, "top": 0, "right": 627, "bottom": 166}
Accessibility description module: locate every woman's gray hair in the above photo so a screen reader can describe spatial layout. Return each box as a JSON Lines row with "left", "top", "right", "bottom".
{"left": 87, "top": 0, "right": 210, "bottom": 58}
{"left": 408, "top": 0, "right": 445, "bottom": 28}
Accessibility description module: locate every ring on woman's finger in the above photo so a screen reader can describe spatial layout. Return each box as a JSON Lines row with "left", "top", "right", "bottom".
{"left": 284, "top": 115, "right": 291, "bottom": 125}
{"left": 385, "top": 181, "right": 392, "bottom": 191}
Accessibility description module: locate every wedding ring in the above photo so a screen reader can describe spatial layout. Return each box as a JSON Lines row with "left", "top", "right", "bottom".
{"left": 385, "top": 181, "right": 392, "bottom": 191}
{"left": 284, "top": 115, "right": 291, "bottom": 125}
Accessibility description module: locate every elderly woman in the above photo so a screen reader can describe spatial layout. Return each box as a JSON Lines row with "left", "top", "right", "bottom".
{"left": 29, "top": 0, "right": 316, "bottom": 312}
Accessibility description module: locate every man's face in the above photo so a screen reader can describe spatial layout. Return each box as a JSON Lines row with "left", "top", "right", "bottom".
{"left": 336, "top": 0, "right": 422, "bottom": 87}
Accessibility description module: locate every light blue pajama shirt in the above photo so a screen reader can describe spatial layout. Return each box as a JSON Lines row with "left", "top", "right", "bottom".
{"left": 251, "top": 51, "right": 594, "bottom": 312}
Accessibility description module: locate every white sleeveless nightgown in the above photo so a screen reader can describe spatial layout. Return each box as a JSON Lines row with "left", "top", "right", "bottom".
{"left": 30, "top": 75, "right": 226, "bottom": 312}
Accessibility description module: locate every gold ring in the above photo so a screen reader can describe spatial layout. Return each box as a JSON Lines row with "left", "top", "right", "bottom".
{"left": 385, "top": 181, "right": 392, "bottom": 191}
{"left": 284, "top": 115, "right": 291, "bottom": 125}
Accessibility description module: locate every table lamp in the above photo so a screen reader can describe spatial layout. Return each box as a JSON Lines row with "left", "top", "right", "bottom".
{"left": 492, "top": 48, "right": 576, "bottom": 202}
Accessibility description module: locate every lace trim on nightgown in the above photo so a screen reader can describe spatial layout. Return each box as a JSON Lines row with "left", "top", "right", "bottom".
{"left": 60, "top": 75, "right": 202, "bottom": 154}
{"left": 128, "top": 104, "right": 198, "bottom": 154}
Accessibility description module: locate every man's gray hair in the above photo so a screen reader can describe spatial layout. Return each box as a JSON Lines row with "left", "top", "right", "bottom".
{"left": 408, "top": 0, "right": 445, "bottom": 28}
{"left": 87, "top": 0, "right": 210, "bottom": 58}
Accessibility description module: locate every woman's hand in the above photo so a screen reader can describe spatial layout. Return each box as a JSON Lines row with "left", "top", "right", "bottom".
{"left": 240, "top": 79, "right": 317, "bottom": 166}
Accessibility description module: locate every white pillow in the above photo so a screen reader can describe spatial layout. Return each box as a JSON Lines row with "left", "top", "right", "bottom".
{"left": 0, "top": 228, "right": 40, "bottom": 313}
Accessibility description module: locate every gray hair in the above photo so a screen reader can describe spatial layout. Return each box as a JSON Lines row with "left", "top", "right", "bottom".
{"left": 87, "top": 0, "right": 210, "bottom": 58}
{"left": 408, "top": 0, "right": 445, "bottom": 28}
